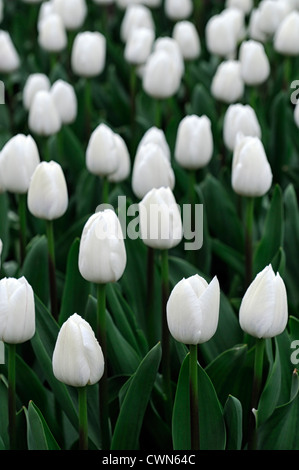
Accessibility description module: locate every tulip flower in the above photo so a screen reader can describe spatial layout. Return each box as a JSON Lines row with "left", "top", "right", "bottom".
{"left": 257, "top": 0, "right": 291, "bottom": 37}
{"left": 52, "top": 313, "right": 104, "bottom": 449}
{"left": 239, "top": 39, "right": 270, "bottom": 86}
{"left": 52, "top": 0, "right": 87, "bottom": 31}
{"left": 164, "top": 0, "right": 193, "bottom": 21}
{"left": 120, "top": 4, "right": 154, "bottom": 43}
{"left": 28, "top": 90, "right": 62, "bottom": 137}
{"left": 226, "top": 0, "right": 253, "bottom": 14}
{"left": 0, "top": 30, "right": 20, "bottom": 74}
{"left": 38, "top": 13, "right": 67, "bottom": 53}
{"left": 71, "top": 31, "right": 106, "bottom": 77}
{"left": 124, "top": 27, "right": 155, "bottom": 66}
{"left": 223, "top": 103, "right": 261, "bottom": 152}
{"left": 23, "top": 73, "right": 51, "bottom": 111}
{"left": 205, "top": 11, "right": 240, "bottom": 58}
{"left": 274, "top": 11, "right": 299, "bottom": 56}
{"left": 172, "top": 21, "right": 201, "bottom": 61}
{"left": 50, "top": 79, "right": 78, "bottom": 125}
{"left": 107, "top": 133, "right": 131, "bottom": 184}
{"left": 136, "top": 126, "right": 171, "bottom": 161}
{"left": 211, "top": 60, "right": 244, "bottom": 104}
{"left": 248, "top": 8, "right": 268, "bottom": 42}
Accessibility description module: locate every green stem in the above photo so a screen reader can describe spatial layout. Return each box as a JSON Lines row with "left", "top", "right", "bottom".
{"left": 245, "top": 197, "right": 254, "bottom": 289}
{"left": 161, "top": 249, "right": 172, "bottom": 419}
{"left": 155, "top": 99, "right": 162, "bottom": 129}
{"left": 97, "top": 283, "right": 110, "bottom": 450}
{"left": 189, "top": 344, "right": 200, "bottom": 450}
{"left": 248, "top": 337, "right": 265, "bottom": 450}
{"left": 146, "top": 247, "right": 156, "bottom": 348}
{"left": 78, "top": 386, "right": 88, "bottom": 450}
{"left": 85, "top": 78, "right": 92, "bottom": 138}
{"left": 130, "top": 64, "right": 137, "bottom": 131}
{"left": 46, "top": 220, "right": 58, "bottom": 321}
{"left": 8, "top": 343, "right": 16, "bottom": 450}
{"left": 101, "top": 176, "right": 109, "bottom": 205}
{"left": 18, "top": 193, "right": 27, "bottom": 265}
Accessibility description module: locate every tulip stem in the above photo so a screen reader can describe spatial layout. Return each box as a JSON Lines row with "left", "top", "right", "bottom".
{"left": 85, "top": 78, "right": 92, "bottom": 138}
{"left": 146, "top": 247, "right": 156, "bottom": 348}
{"left": 97, "top": 283, "right": 110, "bottom": 450}
{"left": 18, "top": 193, "right": 27, "bottom": 265}
{"left": 46, "top": 220, "right": 58, "bottom": 321}
{"left": 245, "top": 197, "right": 254, "bottom": 288}
{"left": 8, "top": 343, "right": 17, "bottom": 450}
{"left": 101, "top": 176, "right": 109, "bottom": 205}
{"left": 189, "top": 344, "right": 200, "bottom": 450}
{"left": 248, "top": 337, "right": 265, "bottom": 450}
{"left": 78, "top": 386, "right": 88, "bottom": 450}
{"left": 161, "top": 249, "right": 172, "bottom": 420}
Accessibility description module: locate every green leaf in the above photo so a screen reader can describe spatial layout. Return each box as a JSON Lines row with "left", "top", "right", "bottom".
{"left": 25, "top": 401, "right": 60, "bottom": 450}
{"left": 172, "top": 353, "right": 226, "bottom": 450}
{"left": 223, "top": 395, "right": 243, "bottom": 450}
{"left": 110, "top": 342, "right": 162, "bottom": 450}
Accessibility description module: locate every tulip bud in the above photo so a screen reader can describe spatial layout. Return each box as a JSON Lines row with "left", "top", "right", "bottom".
{"left": 0, "top": 134, "right": 40, "bottom": 194}
{"left": 258, "top": 0, "right": 291, "bottom": 37}
{"left": 52, "top": 0, "right": 87, "bottom": 31}
{"left": 172, "top": 21, "right": 201, "bottom": 61}
{"left": 0, "top": 30, "right": 20, "bottom": 73}
{"left": 0, "top": 276, "right": 35, "bottom": 344}
{"left": 226, "top": 0, "right": 253, "bottom": 14}
{"left": 231, "top": 135, "right": 272, "bottom": 197}
{"left": 166, "top": 275, "right": 220, "bottom": 345}
{"left": 71, "top": 31, "right": 106, "bottom": 78}
{"left": 28, "top": 90, "right": 62, "bottom": 136}
{"left": 223, "top": 103, "right": 261, "bottom": 152}
{"left": 174, "top": 114, "right": 213, "bottom": 170}
{"left": 136, "top": 127, "right": 170, "bottom": 161}
{"left": 132, "top": 143, "right": 175, "bottom": 199}
{"left": 120, "top": 4, "right": 154, "bottom": 43}
{"left": 248, "top": 8, "right": 268, "bottom": 42}
{"left": 52, "top": 313, "right": 104, "bottom": 387}
{"left": 86, "top": 123, "right": 119, "bottom": 177}
{"left": 211, "top": 60, "right": 244, "bottom": 104}
{"left": 124, "top": 27, "right": 155, "bottom": 65}
{"left": 139, "top": 186, "right": 183, "bottom": 250}
{"left": 78, "top": 209, "right": 127, "bottom": 284}
{"left": 239, "top": 265, "right": 288, "bottom": 338}
{"left": 38, "top": 13, "right": 67, "bottom": 53}
{"left": 27, "top": 161, "right": 68, "bottom": 220}
{"left": 205, "top": 12, "right": 239, "bottom": 58}
{"left": 23, "top": 73, "right": 51, "bottom": 111}
{"left": 239, "top": 39, "right": 270, "bottom": 85}
{"left": 164, "top": 0, "right": 193, "bottom": 21}
{"left": 50, "top": 79, "right": 77, "bottom": 125}
{"left": 107, "top": 134, "right": 131, "bottom": 183}
{"left": 154, "top": 37, "right": 184, "bottom": 78}
{"left": 274, "top": 11, "right": 299, "bottom": 56}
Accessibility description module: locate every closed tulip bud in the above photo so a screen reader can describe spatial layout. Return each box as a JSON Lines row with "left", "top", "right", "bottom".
{"left": 50, "top": 79, "right": 77, "bottom": 125}
{"left": 226, "top": 0, "right": 253, "bottom": 14}
{"left": 172, "top": 21, "right": 201, "bottom": 61}
{"left": 78, "top": 209, "right": 127, "bottom": 284}
{"left": 71, "top": 31, "right": 106, "bottom": 78}
{"left": 231, "top": 135, "right": 272, "bottom": 197}
{"left": 137, "top": 127, "right": 170, "bottom": 161}
{"left": 132, "top": 143, "right": 175, "bottom": 199}
{"left": 211, "top": 60, "right": 244, "bottom": 104}
{"left": 120, "top": 5, "right": 154, "bottom": 43}
{"left": 52, "top": 0, "right": 87, "bottom": 30}
{"left": 154, "top": 37, "right": 184, "bottom": 78}
{"left": 28, "top": 161, "right": 68, "bottom": 220}
{"left": 28, "top": 90, "right": 62, "bottom": 136}
{"left": 139, "top": 186, "right": 183, "bottom": 250}
{"left": 124, "top": 27, "right": 155, "bottom": 65}
{"left": 274, "top": 11, "right": 299, "bottom": 56}
{"left": 166, "top": 275, "right": 220, "bottom": 345}
{"left": 239, "top": 265, "right": 288, "bottom": 338}
{"left": 52, "top": 313, "right": 104, "bottom": 387}
{"left": 248, "top": 8, "right": 268, "bottom": 42}
{"left": 174, "top": 115, "right": 213, "bottom": 170}
{"left": 107, "top": 134, "right": 131, "bottom": 183}
{"left": 38, "top": 13, "right": 67, "bottom": 53}
{"left": 164, "top": 0, "right": 193, "bottom": 21}
{"left": 258, "top": 0, "right": 291, "bottom": 37}
{"left": 142, "top": 49, "right": 182, "bottom": 99}
{"left": 86, "top": 123, "right": 118, "bottom": 177}
{"left": 0, "top": 134, "right": 40, "bottom": 194}
{"left": 0, "top": 276, "right": 35, "bottom": 344}
{"left": 23, "top": 73, "right": 51, "bottom": 111}
{"left": 0, "top": 30, "right": 20, "bottom": 73}
{"left": 239, "top": 39, "right": 270, "bottom": 85}
{"left": 223, "top": 103, "right": 261, "bottom": 152}
{"left": 205, "top": 12, "right": 238, "bottom": 57}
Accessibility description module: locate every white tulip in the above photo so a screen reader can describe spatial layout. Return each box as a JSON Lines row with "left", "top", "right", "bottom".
{"left": 205, "top": 11, "right": 239, "bottom": 58}
{"left": 231, "top": 135, "right": 272, "bottom": 197}
{"left": 107, "top": 134, "right": 131, "bottom": 183}
{"left": 124, "top": 27, "right": 155, "bottom": 65}
{"left": 211, "top": 60, "right": 244, "bottom": 104}
{"left": 274, "top": 11, "right": 299, "bottom": 56}
{"left": 120, "top": 4, "right": 154, "bottom": 43}
{"left": 172, "top": 21, "right": 201, "bottom": 61}
{"left": 23, "top": 73, "right": 51, "bottom": 111}
{"left": 136, "top": 127, "right": 170, "bottom": 161}
{"left": 71, "top": 31, "right": 106, "bottom": 77}
{"left": 132, "top": 143, "right": 175, "bottom": 199}
{"left": 223, "top": 103, "right": 261, "bottom": 152}
{"left": 138, "top": 186, "right": 183, "bottom": 250}
{"left": 258, "top": 0, "right": 291, "bottom": 37}
{"left": 164, "top": 0, "right": 193, "bottom": 21}
{"left": 78, "top": 209, "right": 127, "bottom": 284}
{"left": 248, "top": 8, "right": 268, "bottom": 42}
{"left": 167, "top": 275, "right": 220, "bottom": 345}
{"left": 38, "top": 13, "right": 67, "bottom": 52}
{"left": 0, "top": 134, "right": 40, "bottom": 194}
{"left": 174, "top": 115, "right": 213, "bottom": 170}
{"left": 239, "top": 265, "right": 288, "bottom": 338}
{"left": 0, "top": 277, "right": 35, "bottom": 344}
{"left": 86, "top": 123, "right": 119, "bottom": 177}
{"left": 50, "top": 79, "right": 77, "bottom": 125}
{"left": 226, "top": 0, "right": 253, "bottom": 14}
{"left": 28, "top": 90, "right": 62, "bottom": 136}
{"left": 0, "top": 30, "right": 20, "bottom": 73}
{"left": 52, "top": 313, "right": 104, "bottom": 387}
{"left": 154, "top": 37, "right": 184, "bottom": 79}
{"left": 52, "top": 0, "right": 87, "bottom": 30}
{"left": 27, "top": 161, "right": 68, "bottom": 220}
{"left": 239, "top": 39, "right": 270, "bottom": 85}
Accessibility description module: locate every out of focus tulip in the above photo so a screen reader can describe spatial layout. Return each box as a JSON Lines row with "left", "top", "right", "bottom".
{"left": 107, "top": 134, "right": 131, "bottom": 183}
{"left": 78, "top": 209, "right": 127, "bottom": 284}
{"left": 23, "top": 73, "right": 51, "bottom": 111}
{"left": 38, "top": 13, "right": 67, "bottom": 52}
{"left": 239, "top": 265, "right": 288, "bottom": 338}
{"left": 274, "top": 11, "right": 299, "bottom": 55}
{"left": 0, "top": 30, "right": 20, "bottom": 73}
{"left": 52, "top": 0, "right": 87, "bottom": 30}
{"left": 164, "top": 0, "right": 193, "bottom": 21}
{"left": 211, "top": 60, "right": 244, "bottom": 103}
{"left": 166, "top": 274, "right": 220, "bottom": 345}
{"left": 132, "top": 142, "right": 175, "bottom": 199}
{"left": 0, "top": 276, "right": 35, "bottom": 344}
{"left": 50, "top": 79, "right": 77, "bottom": 125}
{"left": 226, "top": 0, "right": 253, "bottom": 14}
{"left": 0, "top": 134, "right": 40, "bottom": 194}
{"left": 258, "top": 0, "right": 292, "bottom": 37}
{"left": 27, "top": 160, "right": 68, "bottom": 220}
{"left": 231, "top": 135, "right": 272, "bottom": 197}
{"left": 86, "top": 123, "right": 118, "bottom": 177}
{"left": 223, "top": 103, "right": 261, "bottom": 152}
{"left": 138, "top": 186, "right": 183, "bottom": 250}
{"left": 174, "top": 114, "right": 213, "bottom": 170}
{"left": 172, "top": 21, "right": 201, "bottom": 61}
{"left": 71, "top": 31, "right": 106, "bottom": 77}
{"left": 205, "top": 9, "right": 243, "bottom": 58}
{"left": 120, "top": 4, "right": 154, "bottom": 42}
{"left": 52, "top": 313, "right": 104, "bottom": 387}
{"left": 136, "top": 127, "right": 170, "bottom": 161}
{"left": 239, "top": 39, "right": 270, "bottom": 85}
{"left": 248, "top": 8, "right": 268, "bottom": 42}
{"left": 124, "top": 27, "right": 155, "bottom": 65}
{"left": 154, "top": 36, "right": 184, "bottom": 78}
{"left": 28, "top": 90, "right": 62, "bottom": 136}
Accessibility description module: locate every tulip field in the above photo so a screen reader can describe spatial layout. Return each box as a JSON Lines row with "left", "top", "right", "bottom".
{"left": 1, "top": 0, "right": 299, "bottom": 454}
